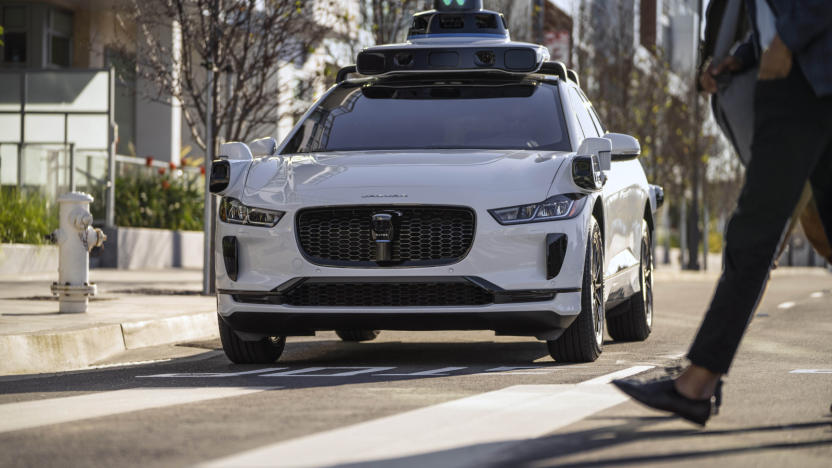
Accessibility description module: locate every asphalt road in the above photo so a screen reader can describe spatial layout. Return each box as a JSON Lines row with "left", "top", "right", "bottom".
{"left": 0, "top": 269, "right": 830, "bottom": 468}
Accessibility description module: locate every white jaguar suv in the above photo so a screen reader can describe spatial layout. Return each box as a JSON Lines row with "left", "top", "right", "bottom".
{"left": 209, "top": 1, "right": 663, "bottom": 364}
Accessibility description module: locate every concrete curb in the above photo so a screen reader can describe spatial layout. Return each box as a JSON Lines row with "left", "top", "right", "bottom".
{"left": 0, "top": 312, "right": 218, "bottom": 375}
{"left": 0, "top": 244, "right": 58, "bottom": 275}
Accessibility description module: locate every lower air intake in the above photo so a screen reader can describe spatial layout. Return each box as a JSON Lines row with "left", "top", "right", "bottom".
{"left": 284, "top": 282, "right": 494, "bottom": 307}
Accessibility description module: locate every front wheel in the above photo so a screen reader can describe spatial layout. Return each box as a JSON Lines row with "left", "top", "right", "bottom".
{"left": 547, "top": 217, "right": 604, "bottom": 362}
{"left": 607, "top": 220, "right": 653, "bottom": 341}
{"left": 218, "top": 314, "right": 286, "bottom": 364}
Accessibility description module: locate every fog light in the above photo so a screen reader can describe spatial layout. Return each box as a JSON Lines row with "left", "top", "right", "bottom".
{"left": 222, "top": 236, "right": 239, "bottom": 282}
{"left": 546, "top": 234, "right": 568, "bottom": 280}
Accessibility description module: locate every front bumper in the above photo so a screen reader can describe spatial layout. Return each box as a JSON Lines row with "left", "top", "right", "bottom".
{"left": 218, "top": 289, "right": 582, "bottom": 340}
{"left": 215, "top": 201, "right": 593, "bottom": 338}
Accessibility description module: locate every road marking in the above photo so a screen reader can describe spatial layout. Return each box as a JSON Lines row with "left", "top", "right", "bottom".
{"left": 199, "top": 366, "right": 654, "bottom": 468}
{"left": 810, "top": 292, "right": 824, "bottom": 299}
{"left": 790, "top": 369, "right": 832, "bottom": 374}
{"left": 481, "top": 366, "right": 562, "bottom": 375}
{"left": 259, "top": 367, "right": 395, "bottom": 377}
{"left": 578, "top": 365, "right": 655, "bottom": 385}
{"left": 778, "top": 301, "right": 796, "bottom": 310}
{"left": 0, "top": 387, "right": 274, "bottom": 434}
{"left": 137, "top": 368, "right": 286, "bottom": 378}
{"left": 378, "top": 367, "right": 468, "bottom": 376}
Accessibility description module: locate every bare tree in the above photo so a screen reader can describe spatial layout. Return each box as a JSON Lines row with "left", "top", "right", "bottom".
{"left": 368, "top": 0, "right": 427, "bottom": 44}
{"left": 122, "top": 0, "right": 336, "bottom": 155}
{"left": 572, "top": 0, "right": 734, "bottom": 268}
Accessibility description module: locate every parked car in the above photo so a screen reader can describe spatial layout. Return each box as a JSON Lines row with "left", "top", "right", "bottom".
{"left": 209, "top": 0, "right": 664, "bottom": 363}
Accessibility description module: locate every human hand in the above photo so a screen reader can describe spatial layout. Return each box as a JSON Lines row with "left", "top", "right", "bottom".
{"left": 758, "top": 34, "right": 792, "bottom": 80}
{"left": 699, "top": 56, "right": 742, "bottom": 94}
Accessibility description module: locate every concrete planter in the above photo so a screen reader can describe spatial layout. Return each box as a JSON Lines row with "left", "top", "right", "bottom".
{"left": 95, "top": 227, "right": 203, "bottom": 270}
{"left": 0, "top": 243, "right": 59, "bottom": 275}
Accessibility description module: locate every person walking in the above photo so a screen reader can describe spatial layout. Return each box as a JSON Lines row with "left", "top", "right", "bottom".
{"left": 613, "top": 0, "right": 832, "bottom": 426}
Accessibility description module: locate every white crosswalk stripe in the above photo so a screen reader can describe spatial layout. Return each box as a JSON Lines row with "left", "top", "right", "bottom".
{"left": 0, "top": 387, "right": 274, "bottom": 434}
{"left": 199, "top": 366, "right": 653, "bottom": 468}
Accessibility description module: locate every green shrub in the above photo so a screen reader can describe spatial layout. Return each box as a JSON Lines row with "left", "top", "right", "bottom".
{"left": 90, "top": 168, "right": 204, "bottom": 231}
{"left": 0, "top": 188, "right": 58, "bottom": 244}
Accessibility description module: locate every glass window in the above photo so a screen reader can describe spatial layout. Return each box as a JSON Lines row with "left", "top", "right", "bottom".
{"left": 3, "top": 32, "right": 27, "bottom": 63}
{"left": 51, "top": 9, "right": 73, "bottom": 36}
{"left": 578, "top": 89, "right": 606, "bottom": 135}
{"left": 283, "top": 80, "right": 571, "bottom": 153}
{"left": 3, "top": 6, "right": 26, "bottom": 29}
{"left": 48, "top": 9, "right": 73, "bottom": 67}
{"left": 568, "top": 87, "right": 597, "bottom": 139}
{"left": 50, "top": 36, "right": 71, "bottom": 67}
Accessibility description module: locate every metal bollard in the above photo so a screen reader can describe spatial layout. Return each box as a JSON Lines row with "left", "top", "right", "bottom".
{"left": 50, "top": 192, "right": 107, "bottom": 313}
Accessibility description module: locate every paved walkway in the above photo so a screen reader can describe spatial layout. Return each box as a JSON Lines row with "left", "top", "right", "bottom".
{"left": 0, "top": 269, "right": 216, "bottom": 375}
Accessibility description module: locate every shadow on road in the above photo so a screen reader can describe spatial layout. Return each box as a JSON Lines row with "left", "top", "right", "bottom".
{"left": 0, "top": 338, "right": 603, "bottom": 396}
{"left": 323, "top": 417, "right": 832, "bottom": 468}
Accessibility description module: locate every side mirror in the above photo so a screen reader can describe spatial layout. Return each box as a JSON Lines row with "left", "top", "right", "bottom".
{"left": 209, "top": 160, "right": 231, "bottom": 194}
{"left": 573, "top": 137, "right": 612, "bottom": 191}
{"left": 603, "top": 133, "right": 640, "bottom": 160}
{"left": 249, "top": 137, "right": 278, "bottom": 157}
{"left": 219, "top": 142, "right": 253, "bottom": 161}
{"left": 577, "top": 137, "right": 612, "bottom": 171}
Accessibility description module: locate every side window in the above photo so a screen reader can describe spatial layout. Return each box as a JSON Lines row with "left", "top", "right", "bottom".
{"left": 579, "top": 90, "right": 606, "bottom": 136}
{"left": 568, "top": 87, "right": 598, "bottom": 139}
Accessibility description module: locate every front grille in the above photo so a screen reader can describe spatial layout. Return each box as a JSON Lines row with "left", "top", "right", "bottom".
{"left": 296, "top": 206, "right": 475, "bottom": 267}
{"left": 284, "top": 282, "right": 493, "bottom": 307}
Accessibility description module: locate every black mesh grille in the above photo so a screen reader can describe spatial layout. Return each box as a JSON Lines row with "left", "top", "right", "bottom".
{"left": 296, "top": 206, "right": 475, "bottom": 267}
{"left": 284, "top": 282, "right": 493, "bottom": 307}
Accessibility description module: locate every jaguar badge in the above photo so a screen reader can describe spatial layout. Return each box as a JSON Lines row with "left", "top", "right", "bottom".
{"left": 371, "top": 212, "right": 400, "bottom": 262}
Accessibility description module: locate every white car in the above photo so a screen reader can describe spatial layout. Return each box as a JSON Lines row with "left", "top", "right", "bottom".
{"left": 209, "top": 0, "right": 663, "bottom": 364}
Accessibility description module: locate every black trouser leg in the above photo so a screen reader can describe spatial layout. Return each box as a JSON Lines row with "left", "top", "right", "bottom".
{"left": 688, "top": 68, "right": 832, "bottom": 374}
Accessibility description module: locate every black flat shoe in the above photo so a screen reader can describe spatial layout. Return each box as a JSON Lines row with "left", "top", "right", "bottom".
{"left": 612, "top": 377, "right": 722, "bottom": 426}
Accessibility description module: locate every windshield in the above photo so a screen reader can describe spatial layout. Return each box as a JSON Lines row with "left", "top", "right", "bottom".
{"left": 282, "top": 78, "right": 570, "bottom": 153}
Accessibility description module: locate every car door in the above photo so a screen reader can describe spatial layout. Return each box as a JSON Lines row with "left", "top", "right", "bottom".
{"left": 584, "top": 91, "right": 645, "bottom": 303}
{"left": 569, "top": 88, "right": 638, "bottom": 304}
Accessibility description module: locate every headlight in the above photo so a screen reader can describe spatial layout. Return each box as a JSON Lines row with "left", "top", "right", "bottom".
{"left": 489, "top": 194, "right": 587, "bottom": 225}
{"left": 219, "top": 198, "right": 284, "bottom": 227}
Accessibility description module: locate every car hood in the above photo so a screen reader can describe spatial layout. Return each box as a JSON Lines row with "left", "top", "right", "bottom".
{"left": 241, "top": 150, "right": 569, "bottom": 208}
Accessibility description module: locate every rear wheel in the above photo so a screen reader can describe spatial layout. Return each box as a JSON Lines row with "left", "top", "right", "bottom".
{"left": 607, "top": 220, "right": 653, "bottom": 341}
{"left": 335, "top": 330, "right": 380, "bottom": 342}
{"left": 547, "top": 217, "right": 604, "bottom": 362}
{"left": 218, "top": 314, "right": 286, "bottom": 364}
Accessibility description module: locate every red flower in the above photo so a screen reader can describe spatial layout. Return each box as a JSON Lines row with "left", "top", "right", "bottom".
{"left": 158, "top": 167, "right": 166, "bottom": 175}
{"left": 169, "top": 161, "right": 177, "bottom": 171}
{"left": 145, "top": 156, "right": 154, "bottom": 167}
{"left": 161, "top": 180, "right": 171, "bottom": 190}
{"left": 200, "top": 166, "right": 206, "bottom": 175}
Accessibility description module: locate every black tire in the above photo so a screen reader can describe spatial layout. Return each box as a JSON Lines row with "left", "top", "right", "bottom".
{"left": 335, "top": 330, "right": 380, "bottom": 342}
{"left": 548, "top": 217, "right": 604, "bottom": 362}
{"left": 608, "top": 220, "right": 654, "bottom": 342}
{"left": 218, "top": 314, "right": 286, "bottom": 364}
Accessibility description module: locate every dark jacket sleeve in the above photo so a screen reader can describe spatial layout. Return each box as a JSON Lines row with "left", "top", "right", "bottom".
{"left": 774, "top": 0, "right": 832, "bottom": 52}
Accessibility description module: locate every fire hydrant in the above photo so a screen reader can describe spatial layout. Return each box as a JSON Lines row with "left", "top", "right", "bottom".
{"left": 50, "top": 192, "right": 107, "bottom": 313}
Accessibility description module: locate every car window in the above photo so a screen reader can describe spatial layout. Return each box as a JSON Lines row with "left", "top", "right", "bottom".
{"left": 568, "top": 87, "right": 598, "bottom": 140}
{"left": 566, "top": 88, "right": 585, "bottom": 141}
{"left": 579, "top": 90, "right": 606, "bottom": 135}
{"left": 282, "top": 80, "right": 571, "bottom": 153}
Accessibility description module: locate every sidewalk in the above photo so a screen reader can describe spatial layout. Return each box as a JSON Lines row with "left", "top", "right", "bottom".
{"left": 0, "top": 269, "right": 217, "bottom": 375}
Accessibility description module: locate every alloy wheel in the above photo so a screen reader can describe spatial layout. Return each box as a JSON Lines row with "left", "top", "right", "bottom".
{"left": 641, "top": 235, "right": 654, "bottom": 329}
{"left": 591, "top": 229, "right": 605, "bottom": 347}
